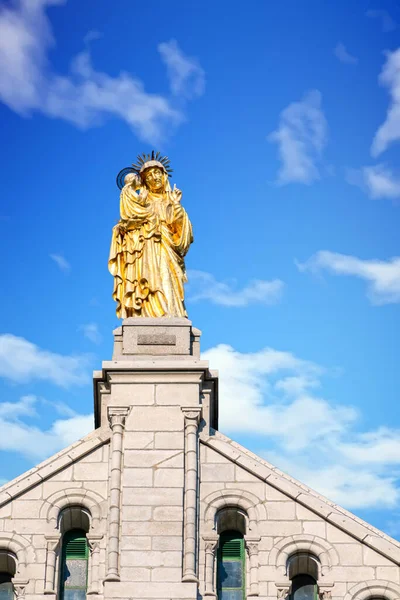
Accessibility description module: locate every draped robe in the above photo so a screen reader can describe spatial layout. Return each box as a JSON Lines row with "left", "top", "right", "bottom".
{"left": 108, "top": 182, "right": 193, "bottom": 318}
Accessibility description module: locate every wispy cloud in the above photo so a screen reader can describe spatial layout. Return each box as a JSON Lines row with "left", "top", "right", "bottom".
{"left": 0, "top": 395, "right": 93, "bottom": 462}
{"left": 80, "top": 322, "right": 102, "bottom": 344}
{"left": 50, "top": 253, "right": 70, "bottom": 273}
{"left": 371, "top": 48, "right": 400, "bottom": 157}
{"left": 0, "top": 334, "right": 91, "bottom": 386}
{"left": 347, "top": 163, "right": 400, "bottom": 200}
{"left": 297, "top": 250, "right": 400, "bottom": 304}
{"left": 0, "top": 1, "right": 202, "bottom": 143}
{"left": 366, "top": 9, "right": 397, "bottom": 32}
{"left": 158, "top": 39, "right": 205, "bottom": 98}
{"left": 268, "top": 90, "right": 328, "bottom": 185}
{"left": 187, "top": 270, "right": 284, "bottom": 307}
{"left": 334, "top": 42, "right": 358, "bottom": 65}
{"left": 203, "top": 343, "right": 400, "bottom": 509}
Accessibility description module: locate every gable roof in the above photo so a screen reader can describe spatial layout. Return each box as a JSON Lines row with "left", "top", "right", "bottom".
{"left": 200, "top": 428, "right": 400, "bottom": 565}
{"left": 0, "top": 428, "right": 110, "bottom": 508}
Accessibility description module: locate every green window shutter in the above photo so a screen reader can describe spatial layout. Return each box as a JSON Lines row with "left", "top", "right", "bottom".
{"left": 65, "top": 534, "right": 88, "bottom": 559}
{"left": 60, "top": 529, "right": 89, "bottom": 600}
{"left": 217, "top": 531, "right": 245, "bottom": 600}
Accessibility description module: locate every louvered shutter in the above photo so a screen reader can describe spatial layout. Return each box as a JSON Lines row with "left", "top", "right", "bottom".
{"left": 217, "top": 531, "right": 245, "bottom": 600}
{"left": 60, "top": 530, "right": 89, "bottom": 600}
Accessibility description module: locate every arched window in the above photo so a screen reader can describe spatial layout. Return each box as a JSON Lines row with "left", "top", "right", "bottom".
{"left": 217, "top": 530, "right": 245, "bottom": 600}
{"left": 288, "top": 553, "right": 319, "bottom": 600}
{"left": 291, "top": 574, "right": 318, "bottom": 600}
{"left": 59, "top": 529, "right": 89, "bottom": 600}
{"left": 0, "top": 551, "right": 16, "bottom": 600}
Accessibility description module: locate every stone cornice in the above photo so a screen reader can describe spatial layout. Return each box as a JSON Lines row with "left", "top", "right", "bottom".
{"left": 200, "top": 430, "right": 400, "bottom": 565}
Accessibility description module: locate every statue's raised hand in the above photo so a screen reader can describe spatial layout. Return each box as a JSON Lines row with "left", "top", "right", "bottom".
{"left": 170, "top": 184, "right": 182, "bottom": 204}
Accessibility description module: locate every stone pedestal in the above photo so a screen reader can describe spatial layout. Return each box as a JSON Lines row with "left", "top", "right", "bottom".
{"left": 93, "top": 318, "right": 218, "bottom": 598}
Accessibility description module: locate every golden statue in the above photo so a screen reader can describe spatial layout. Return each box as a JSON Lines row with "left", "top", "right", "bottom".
{"left": 109, "top": 152, "right": 193, "bottom": 318}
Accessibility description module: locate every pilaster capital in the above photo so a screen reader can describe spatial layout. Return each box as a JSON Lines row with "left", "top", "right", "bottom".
{"left": 203, "top": 535, "right": 219, "bottom": 554}
{"left": 276, "top": 583, "right": 291, "bottom": 600}
{"left": 88, "top": 534, "right": 103, "bottom": 552}
{"left": 107, "top": 406, "right": 130, "bottom": 429}
{"left": 13, "top": 581, "right": 29, "bottom": 599}
{"left": 181, "top": 406, "right": 202, "bottom": 424}
{"left": 44, "top": 534, "right": 61, "bottom": 552}
{"left": 319, "top": 589, "right": 334, "bottom": 600}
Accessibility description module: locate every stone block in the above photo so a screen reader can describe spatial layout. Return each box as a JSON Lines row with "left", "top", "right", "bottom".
{"left": 151, "top": 536, "right": 182, "bottom": 551}
{"left": 153, "top": 506, "right": 183, "bottom": 521}
{"left": 120, "top": 317, "right": 192, "bottom": 357}
{"left": 120, "top": 567, "right": 151, "bottom": 581}
{"left": 154, "top": 468, "right": 184, "bottom": 488}
{"left": 122, "top": 505, "right": 152, "bottom": 521}
{"left": 376, "top": 566, "right": 400, "bottom": 581}
{"left": 124, "top": 449, "right": 181, "bottom": 468}
{"left": 156, "top": 382, "right": 200, "bottom": 406}
{"left": 73, "top": 461, "right": 108, "bottom": 481}
{"left": 122, "top": 487, "right": 182, "bottom": 506}
{"left": 124, "top": 432, "right": 154, "bottom": 449}
{"left": 265, "top": 501, "right": 296, "bottom": 521}
{"left": 201, "top": 464, "right": 235, "bottom": 482}
{"left": 104, "top": 581, "right": 197, "bottom": 599}
{"left": 151, "top": 567, "right": 182, "bottom": 581}
{"left": 302, "top": 520, "right": 326, "bottom": 537}
{"left": 120, "top": 536, "right": 152, "bottom": 551}
{"left": 123, "top": 468, "right": 153, "bottom": 487}
{"left": 154, "top": 432, "right": 184, "bottom": 449}
{"left": 112, "top": 383, "right": 155, "bottom": 408}
{"left": 129, "top": 406, "right": 183, "bottom": 431}
{"left": 336, "top": 543, "right": 363, "bottom": 565}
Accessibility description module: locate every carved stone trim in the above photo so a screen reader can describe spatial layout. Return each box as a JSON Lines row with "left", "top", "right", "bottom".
{"left": 203, "top": 535, "right": 218, "bottom": 597}
{"left": 44, "top": 535, "right": 61, "bottom": 594}
{"left": 245, "top": 536, "right": 260, "bottom": 597}
{"left": 105, "top": 407, "right": 129, "bottom": 582}
{"left": 87, "top": 535, "right": 103, "bottom": 595}
{"left": 181, "top": 406, "right": 202, "bottom": 583}
{"left": 276, "top": 584, "right": 291, "bottom": 600}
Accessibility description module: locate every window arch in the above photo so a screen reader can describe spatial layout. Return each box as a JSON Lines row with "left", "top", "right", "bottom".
{"left": 0, "top": 551, "right": 16, "bottom": 600}
{"left": 59, "top": 506, "right": 90, "bottom": 600}
{"left": 217, "top": 530, "right": 245, "bottom": 600}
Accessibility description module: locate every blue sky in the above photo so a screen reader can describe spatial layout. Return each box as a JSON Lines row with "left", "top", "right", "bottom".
{"left": 0, "top": 0, "right": 400, "bottom": 538}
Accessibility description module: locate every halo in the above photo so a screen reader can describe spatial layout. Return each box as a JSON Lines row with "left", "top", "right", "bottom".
{"left": 132, "top": 150, "right": 173, "bottom": 178}
{"left": 116, "top": 167, "right": 134, "bottom": 190}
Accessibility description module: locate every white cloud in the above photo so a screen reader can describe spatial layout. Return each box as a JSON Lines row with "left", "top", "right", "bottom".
{"left": 80, "top": 322, "right": 102, "bottom": 344}
{"left": 366, "top": 9, "right": 397, "bottom": 32}
{"left": 334, "top": 43, "right": 358, "bottom": 65}
{"left": 297, "top": 250, "right": 400, "bottom": 304}
{"left": 203, "top": 343, "right": 400, "bottom": 509}
{"left": 158, "top": 39, "right": 205, "bottom": 98}
{"left": 0, "top": 334, "right": 91, "bottom": 386}
{"left": 371, "top": 48, "right": 400, "bottom": 157}
{"left": 347, "top": 163, "right": 400, "bottom": 200}
{"left": 0, "top": 397, "right": 93, "bottom": 461}
{"left": 50, "top": 253, "right": 70, "bottom": 273}
{"left": 0, "top": 1, "right": 202, "bottom": 143}
{"left": 268, "top": 90, "right": 328, "bottom": 185}
{"left": 187, "top": 271, "right": 284, "bottom": 307}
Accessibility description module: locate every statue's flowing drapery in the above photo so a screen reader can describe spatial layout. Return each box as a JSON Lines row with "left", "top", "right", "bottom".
{"left": 108, "top": 182, "right": 193, "bottom": 318}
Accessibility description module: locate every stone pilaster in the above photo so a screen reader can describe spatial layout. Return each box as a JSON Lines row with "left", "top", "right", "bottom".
{"left": 203, "top": 536, "right": 218, "bottom": 597}
{"left": 181, "top": 406, "right": 202, "bottom": 583}
{"left": 87, "top": 535, "right": 103, "bottom": 595}
{"left": 44, "top": 535, "right": 60, "bottom": 595}
{"left": 245, "top": 538, "right": 260, "bottom": 596}
{"left": 105, "top": 407, "right": 129, "bottom": 582}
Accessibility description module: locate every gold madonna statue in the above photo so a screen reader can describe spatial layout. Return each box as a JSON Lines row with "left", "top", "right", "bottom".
{"left": 109, "top": 152, "right": 193, "bottom": 318}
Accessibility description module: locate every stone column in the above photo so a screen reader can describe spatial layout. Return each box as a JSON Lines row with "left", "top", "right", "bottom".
{"left": 181, "top": 407, "right": 202, "bottom": 583}
{"left": 203, "top": 536, "right": 218, "bottom": 597}
{"left": 87, "top": 536, "right": 102, "bottom": 594}
{"left": 44, "top": 535, "right": 60, "bottom": 594}
{"left": 105, "top": 406, "right": 129, "bottom": 582}
{"left": 245, "top": 539, "right": 260, "bottom": 596}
